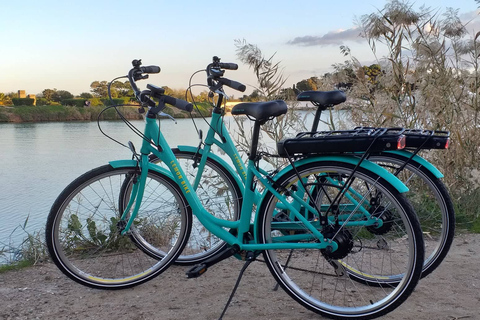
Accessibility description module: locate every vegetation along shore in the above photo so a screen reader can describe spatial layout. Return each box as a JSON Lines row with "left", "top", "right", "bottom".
{"left": 0, "top": 103, "right": 212, "bottom": 123}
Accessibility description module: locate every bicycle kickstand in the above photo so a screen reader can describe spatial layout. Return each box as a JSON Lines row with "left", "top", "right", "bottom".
{"left": 218, "top": 251, "right": 256, "bottom": 320}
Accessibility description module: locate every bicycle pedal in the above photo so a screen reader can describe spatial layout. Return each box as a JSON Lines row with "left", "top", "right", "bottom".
{"left": 186, "top": 263, "right": 208, "bottom": 278}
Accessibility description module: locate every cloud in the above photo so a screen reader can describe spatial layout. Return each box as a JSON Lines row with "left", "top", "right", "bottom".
{"left": 461, "top": 10, "right": 480, "bottom": 35}
{"left": 287, "top": 27, "right": 363, "bottom": 46}
{"left": 288, "top": 9, "right": 480, "bottom": 47}
{"left": 460, "top": 9, "right": 480, "bottom": 22}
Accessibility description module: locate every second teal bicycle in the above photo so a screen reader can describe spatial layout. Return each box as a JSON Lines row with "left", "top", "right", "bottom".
{"left": 145, "top": 57, "right": 454, "bottom": 280}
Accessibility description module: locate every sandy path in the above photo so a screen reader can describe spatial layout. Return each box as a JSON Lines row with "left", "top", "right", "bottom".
{"left": 1, "top": 233, "right": 478, "bottom": 320}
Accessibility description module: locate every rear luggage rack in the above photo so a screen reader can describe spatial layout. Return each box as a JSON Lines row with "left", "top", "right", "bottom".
{"left": 403, "top": 129, "right": 450, "bottom": 150}
{"left": 355, "top": 127, "right": 450, "bottom": 150}
{"left": 277, "top": 127, "right": 406, "bottom": 157}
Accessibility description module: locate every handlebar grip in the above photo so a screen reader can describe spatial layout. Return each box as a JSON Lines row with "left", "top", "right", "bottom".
{"left": 140, "top": 66, "right": 161, "bottom": 74}
{"left": 218, "top": 63, "right": 238, "bottom": 70}
{"left": 219, "top": 78, "right": 246, "bottom": 92}
{"left": 163, "top": 96, "right": 194, "bottom": 112}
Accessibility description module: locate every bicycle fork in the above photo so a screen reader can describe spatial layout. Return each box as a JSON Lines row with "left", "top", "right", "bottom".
{"left": 118, "top": 156, "right": 150, "bottom": 235}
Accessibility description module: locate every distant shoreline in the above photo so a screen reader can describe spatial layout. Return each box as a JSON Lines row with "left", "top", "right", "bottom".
{"left": 0, "top": 104, "right": 212, "bottom": 123}
{"left": 0, "top": 102, "right": 326, "bottom": 123}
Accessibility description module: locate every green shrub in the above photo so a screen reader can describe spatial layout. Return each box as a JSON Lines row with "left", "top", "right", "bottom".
{"left": 35, "top": 98, "right": 49, "bottom": 106}
{"left": 11, "top": 105, "right": 81, "bottom": 122}
{"left": 100, "top": 97, "right": 131, "bottom": 106}
{"left": 62, "top": 99, "right": 88, "bottom": 107}
{"left": 161, "top": 101, "right": 212, "bottom": 119}
{"left": 89, "top": 98, "right": 103, "bottom": 106}
{"left": 0, "top": 108, "right": 8, "bottom": 121}
{"left": 11, "top": 98, "right": 35, "bottom": 106}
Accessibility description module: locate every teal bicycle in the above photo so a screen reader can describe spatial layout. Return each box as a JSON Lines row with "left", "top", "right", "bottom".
{"left": 46, "top": 60, "right": 424, "bottom": 319}
{"left": 145, "top": 57, "right": 453, "bottom": 280}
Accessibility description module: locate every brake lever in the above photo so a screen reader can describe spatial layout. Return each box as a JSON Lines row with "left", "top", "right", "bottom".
{"left": 133, "top": 73, "right": 149, "bottom": 81}
{"left": 158, "top": 112, "right": 177, "bottom": 124}
{"left": 214, "top": 89, "right": 229, "bottom": 101}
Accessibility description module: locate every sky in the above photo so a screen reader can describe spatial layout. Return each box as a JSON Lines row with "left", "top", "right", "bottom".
{"left": 1, "top": 0, "right": 479, "bottom": 97}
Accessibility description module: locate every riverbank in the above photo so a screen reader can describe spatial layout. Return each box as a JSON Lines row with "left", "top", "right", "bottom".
{"left": 0, "top": 103, "right": 212, "bottom": 123}
{"left": 0, "top": 233, "right": 478, "bottom": 319}
{"left": 0, "top": 102, "right": 327, "bottom": 123}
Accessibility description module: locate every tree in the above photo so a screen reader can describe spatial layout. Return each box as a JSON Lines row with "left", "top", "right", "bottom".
{"left": 296, "top": 77, "right": 319, "bottom": 92}
{"left": 90, "top": 81, "right": 109, "bottom": 98}
{"left": 195, "top": 91, "right": 209, "bottom": 102}
{"left": 42, "top": 89, "right": 56, "bottom": 101}
{"left": 161, "top": 86, "right": 186, "bottom": 100}
{"left": 79, "top": 92, "right": 93, "bottom": 99}
{"left": 90, "top": 80, "right": 133, "bottom": 98}
{"left": 41, "top": 88, "right": 73, "bottom": 103}
{"left": 0, "top": 92, "right": 11, "bottom": 105}
{"left": 247, "top": 89, "right": 262, "bottom": 101}
{"left": 52, "top": 90, "right": 73, "bottom": 103}
{"left": 111, "top": 80, "right": 132, "bottom": 97}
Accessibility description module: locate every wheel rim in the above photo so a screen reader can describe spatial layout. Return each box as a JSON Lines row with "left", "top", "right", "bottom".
{"left": 259, "top": 163, "right": 422, "bottom": 317}
{"left": 50, "top": 167, "right": 189, "bottom": 288}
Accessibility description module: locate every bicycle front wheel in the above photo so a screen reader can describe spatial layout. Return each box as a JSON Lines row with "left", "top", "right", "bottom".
{"left": 46, "top": 165, "right": 192, "bottom": 289}
{"left": 257, "top": 161, "right": 424, "bottom": 319}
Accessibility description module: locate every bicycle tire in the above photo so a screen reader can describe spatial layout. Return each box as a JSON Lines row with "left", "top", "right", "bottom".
{"left": 141, "top": 149, "right": 242, "bottom": 265}
{"left": 368, "top": 152, "right": 455, "bottom": 278}
{"left": 46, "top": 164, "right": 192, "bottom": 289}
{"left": 257, "top": 161, "right": 424, "bottom": 319}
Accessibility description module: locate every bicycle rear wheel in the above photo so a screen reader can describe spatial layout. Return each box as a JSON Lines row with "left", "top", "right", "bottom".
{"left": 46, "top": 165, "right": 191, "bottom": 289}
{"left": 369, "top": 152, "right": 455, "bottom": 278}
{"left": 145, "top": 149, "right": 242, "bottom": 265}
{"left": 257, "top": 161, "right": 424, "bottom": 319}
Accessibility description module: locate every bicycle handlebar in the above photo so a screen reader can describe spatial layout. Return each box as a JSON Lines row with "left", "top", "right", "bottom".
{"left": 206, "top": 56, "right": 246, "bottom": 93}
{"left": 126, "top": 60, "right": 193, "bottom": 115}
{"left": 218, "top": 63, "right": 238, "bottom": 70}
{"left": 163, "top": 95, "right": 194, "bottom": 112}
{"left": 217, "top": 77, "right": 246, "bottom": 92}
{"left": 140, "top": 66, "right": 161, "bottom": 74}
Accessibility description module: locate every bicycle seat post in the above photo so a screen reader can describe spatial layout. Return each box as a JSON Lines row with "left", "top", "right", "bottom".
{"left": 248, "top": 120, "right": 262, "bottom": 161}
{"left": 311, "top": 105, "right": 323, "bottom": 132}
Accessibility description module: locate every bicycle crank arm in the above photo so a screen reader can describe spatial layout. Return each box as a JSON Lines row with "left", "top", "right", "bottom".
{"left": 186, "top": 244, "right": 240, "bottom": 278}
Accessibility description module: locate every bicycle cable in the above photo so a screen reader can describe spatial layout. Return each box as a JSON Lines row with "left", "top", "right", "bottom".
{"left": 97, "top": 76, "right": 155, "bottom": 150}
{"left": 186, "top": 68, "right": 229, "bottom": 139}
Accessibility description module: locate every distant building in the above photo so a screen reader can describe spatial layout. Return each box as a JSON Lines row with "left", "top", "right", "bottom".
{"left": 18, "top": 90, "right": 36, "bottom": 105}
{"left": 27, "top": 94, "right": 36, "bottom": 106}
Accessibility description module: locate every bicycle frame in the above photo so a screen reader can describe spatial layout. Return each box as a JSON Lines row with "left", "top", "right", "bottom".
{"left": 176, "top": 106, "right": 420, "bottom": 224}
{"left": 177, "top": 108, "right": 430, "bottom": 208}
{"left": 113, "top": 116, "right": 408, "bottom": 253}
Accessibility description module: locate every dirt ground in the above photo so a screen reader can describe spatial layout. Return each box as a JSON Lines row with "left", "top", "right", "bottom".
{"left": 1, "top": 233, "right": 479, "bottom": 320}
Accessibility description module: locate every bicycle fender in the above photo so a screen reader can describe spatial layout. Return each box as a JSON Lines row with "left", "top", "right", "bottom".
{"left": 272, "top": 155, "right": 409, "bottom": 193}
{"left": 383, "top": 150, "right": 444, "bottom": 178}
{"left": 109, "top": 160, "right": 175, "bottom": 179}
{"left": 176, "top": 145, "right": 245, "bottom": 188}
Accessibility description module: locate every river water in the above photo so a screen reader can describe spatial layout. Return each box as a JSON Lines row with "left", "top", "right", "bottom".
{"left": 0, "top": 110, "right": 343, "bottom": 263}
